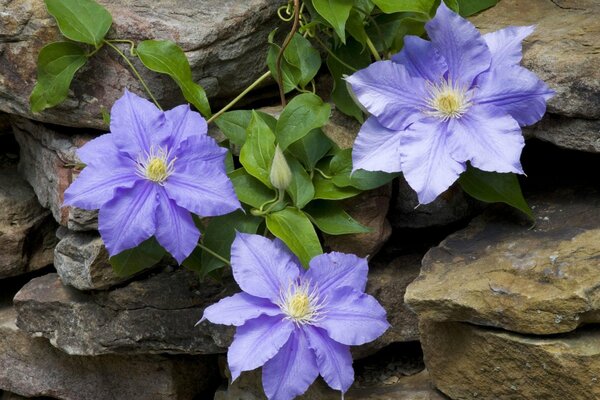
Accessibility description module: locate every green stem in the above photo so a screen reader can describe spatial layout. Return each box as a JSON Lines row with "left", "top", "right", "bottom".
{"left": 206, "top": 70, "right": 272, "bottom": 124}
{"left": 314, "top": 168, "right": 332, "bottom": 179}
{"left": 313, "top": 35, "right": 357, "bottom": 72}
{"left": 365, "top": 36, "right": 382, "bottom": 61}
{"left": 196, "top": 243, "right": 231, "bottom": 266}
{"left": 103, "top": 40, "right": 162, "bottom": 110}
{"left": 107, "top": 39, "right": 137, "bottom": 56}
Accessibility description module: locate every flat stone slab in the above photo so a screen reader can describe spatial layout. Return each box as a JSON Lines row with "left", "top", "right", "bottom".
{"left": 405, "top": 186, "right": 600, "bottom": 335}
{"left": 421, "top": 320, "right": 600, "bottom": 400}
{"left": 14, "top": 269, "right": 236, "bottom": 355}
{"left": 0, "top": 303, "right": 217, "bottom": 400}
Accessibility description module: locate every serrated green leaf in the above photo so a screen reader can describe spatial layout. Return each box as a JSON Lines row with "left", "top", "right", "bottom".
{"left": 136, "top": 40, "right": 211, "bottom": 117}
{"left": 329, "top": 148, "right": 397, "bottom": 190}
{"left": 45, "top": 0, "right": 112, "bottom": 46}
{"left": 304, "top": 201, "right": 369, "bottom": 235}
{"left": 372, "top": 0, "right": 435, "bottom": 14}
{"left": 313, "top": 173, "right": 361, "bottom": 200}
{"left": 239, "top": 111, "right": 276, "bottom": 188}
{"left": 229, "top": 168, "right": 275, "bottom": 209}
{"left": 457, "top": 0, "right": 497, "bottom": 16}
{"left": 30, "top": 42, "right": 87, "bottom": 113}
{"left": 265, "top": 207, "right": 322, "bottom": 267}
{"left": 109, "top": 237, "right": 165, "bottom": 277}
{"left": 458, "top": 166, "right": 533, "bottom": 219}
{"left": 276, "top": 93, "right": 331, "bottom": 150}
{"left": 283, "top": 33, "right": 321, "bottom": 87}
{"left": 288, "top": 129, "right": 333, "bottom": 170}
{"left": 286, "top": 157, "right": 315, "bottom": 209}
{"left": 312, "top": 0, "right": 354, "bottom": 42}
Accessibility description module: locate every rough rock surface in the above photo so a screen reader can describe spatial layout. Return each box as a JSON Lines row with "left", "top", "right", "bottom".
{"left": 14, "top": 269, "right": 236, "bottom": 355}
{"left": 11, "top": 116, "right": 97, "bottom": 230}
{"left": 472, "top": 0, "right": 600, "bottom": 120}
{"left": 353, "top": 255, "right": 420, "bottom": 359}
{"left": 54, "top": 228, "right": 132, "bottom": 290}
{"left": 421, "top": 320, "right": 600, "bottom": 400}
{"left": 0, "top": 302, "right": 217, "bottom": 400}
{"left": 323, "top": 184, "right": 392, "bottom": 258}
{"left": 524, "top": 114, "right": 600, "bottom": 153}
{"left": 0, "top": 165, "right": 56, "bottom": 278}
{"left": 0, "top": 0, "right": 283, "bottom": 129}
{"left": 405, "top": 186, "right": 600, "bottom": 335}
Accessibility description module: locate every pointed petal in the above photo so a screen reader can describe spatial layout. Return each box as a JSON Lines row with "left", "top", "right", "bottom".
{"left": 230, "top": 233, "right": 300, "bottom": 301}
{"left": 305, "top": 325, "right": 354, "bottom": 393}
{"left": 426, "top": 2, "right": 491, "bottom": 86}
{"left": 227, "top": 315, "right": 294, "bottom": 381}
{"left": 346, "top": 60, "right": 427, "bottom": 131}
{"left": 352, "top": 117, "right": 403, "bottom": 173}
{"left": 98, "top": 180, "right": 158, "bottom": 257}
{"left": 474, "top": 65, "right": 554, "bottom": 126}
{"left": 399, "top": 118, "right": 466, "bottom": 204}
{"left": 76, "top": 134, "right": 121, "bottom": 166}
{"left": 305, "top": 252, "right": 368, "bottom": 295}
{"left": 314, "top": 287, "right": 389, "bottom": 346}
{"left": 110, "top": 90, "right": 168, "bottom": 157}
{"left": 164, "top": 161, "right": 240, "bottom": 217}
{"left": 262, "top": 328, "right": 319, "bottom": 400}
{"left": 201, "top": 292, "right": 282, "bottom": 327}
{"left": 449, "top": 105, "right": 524, "bottom": 174}
{"left": 174, "top": 134, "right": 228, "bottom": 174}
{"left": 154, "top": 189, "right": 199, "bottom": 264}
{"left": 391, "top": 35, "right": 448, "bottom": 82}
{"left": 484, "top": 25, "right": 535, "bottom": 68}
{"left": 163, "top": 104, "right": 209, "bottom": 151}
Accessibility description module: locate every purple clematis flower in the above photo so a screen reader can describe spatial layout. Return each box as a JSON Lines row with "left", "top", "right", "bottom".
{"left": 200, "top": 233, "right": 389, "bottom": 400}
{"left": 63, "top": 90, "right": 240, "bottom": 263}
{"left": 346, "top": 3, "right": 554, "bottom": 204}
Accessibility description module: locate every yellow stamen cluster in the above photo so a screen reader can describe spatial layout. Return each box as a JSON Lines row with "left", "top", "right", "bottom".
{"left": 136, "top": 146, "right": 176, "bottom": 184}
{"left": 425, "top": 79, "right": 472, "bottom": 121}
{"left": 277, "top": 280, "right": 326, "bottom": 325}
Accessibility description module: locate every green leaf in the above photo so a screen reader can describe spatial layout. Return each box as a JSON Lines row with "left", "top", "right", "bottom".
{"left": 30, "top": 42, "right": 87, "bottom": 113}
{"left": 458, "top": 166, "right": 533, "bottom": 219}
{"left": 329, "top": 148, "right": 397, "bottom": 190}
{"left": 265, "top": 207, "right": 322, "bottom": 267}
{"left": 304, "top": 201, "right": 369, "bottom": 235}
{"left": 136, "top": 40, "right": 211, "bottom": 117}
{"left": 312, "top": 0, "right": 354, "bottom": 42}
{"left": 313, "top": 173, "right": 361, "bottom": 200}
{"left": 287, "top": 129, "right": 333, "bottom": 170}
{"left": 283, "top": 33, "right": 321, "bottom": 87}
{"left": 214, "top": 110, "right": 276, "bottom": 147}
{"left": 276, "top": 93, "right": 331, "bottom": 150}
{"left": 239, "top": 111, "right": 277, "bottom": 187}
{"left": 372, "top": 0, "right": 434, "bottom": 14}
{"left": 45, "top": 0, "right": 112, "bottom": 46}
{"left": 109, "top": 237, "right": 165, "bottom": 277}
{"left": 229, "top": 168, "right": 275, "bottom": 209}
{"left": 267, "top": 30, "right": 302, "bottom": 94}
{"left": 286, "top": 157, "right": 315, "bottom": 209}
{"left": 457, "top": 0, "right": 497, "bottom": 16}
{"left": 443, "top": 0, "right": 460, "bottom": 13}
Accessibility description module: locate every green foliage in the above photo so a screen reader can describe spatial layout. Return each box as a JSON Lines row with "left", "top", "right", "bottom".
{"left": 45, "top": 0, "right": 112, "bottom": 46}
{"left": 458, "top": 166, "right": 533, "bottom": 219}
{"left": 30, "top": 42, "right": 87, "bottom": 113}
{"left": 304, "top": 201, "right": 369, "bottom": 235}
{"left": 328, "top": 148, "right": 398, "bottom": 190}
{"left": 136, "top": 40, "right": 211, "bottom": 117}
{"left": 456, "top": 0, "right": 498, "bottom": 16}
{"left": 372, "top": 0, "right": 434, "bottom": 15}
{"left": 276, "top": 93, "right": 331, "bottom": 150}
{"left": 311, "top": 0, "right": 354, "bottom": 42}
{"left": 230, "top": 168, "right": 276, "bottom": 209}
{"left": 109, "top": 237, "right": 165, "bottom": 277}
{"left": 239, "top": 111, "right": 277, "bottom": 188}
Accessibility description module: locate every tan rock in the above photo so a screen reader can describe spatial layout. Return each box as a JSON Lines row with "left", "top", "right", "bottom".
{"left": 405, "top": 187, "right": 600, "bottom": 335}
{"left": 421, "top": 320, "right": 600, "bottom": 400}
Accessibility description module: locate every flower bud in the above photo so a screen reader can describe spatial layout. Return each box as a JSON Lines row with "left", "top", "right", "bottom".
{"left": 269, "top": 145, "right": 292, "bottom": 191}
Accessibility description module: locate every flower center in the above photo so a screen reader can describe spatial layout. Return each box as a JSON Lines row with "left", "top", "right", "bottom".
{"left": 136, "top": 146, "right": 176, "bottom": 184}
{"left": 277, "top": 280, "right": 326, "bottom": 325}
{"left": 425, "top": 79, "right": 472, "bottom": 121}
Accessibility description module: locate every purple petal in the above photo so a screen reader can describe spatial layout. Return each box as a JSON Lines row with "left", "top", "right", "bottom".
{"left": 391, "top": 35, "right": 447, "bottom": 82}
{"left": 305, "top": 325, "right": 354, "bottom": 393}
{"left": 484, "top": 25, "right": 535, "bottom": 68}
{"left": 315, "top": 286, "right": 389, "bottom": 346}
{"left": 201, "top": 292, "right": 282, "bottom": 327}
{"left": 98, "top": 180, "right": 158, "bottom": 257}
{"left": 399, "top": 118, "right": 467, "bottom": 204}
{"left": 474, "top": 65, "right": 554, "bottom": 126}
{"left": 262, "top": 328, "right": 319, "bottom": 400}
{"left": 174, "top": 134, "right": 228, "bottom": 174}
{"left": 346, "top": 60, "right": 427, "bottom": 131}
{"left": 305, "top": 252, "right": 368, "bottom": 295}
{"left": 351, "top": 117, "right": 402, "bottom": 173}
{"left": 76, "top": 134, "right": 122, "bottom": 166}
{"left": 154, "top": 188, "right": 199, "bottom": 264}
{"left": 426, "top": 2, "right": 491, "bottom": 86}
{"left": 449, "top": 105, "right": 524, "bottom": 174}
{"left": 110, "top": 90, "right": 168, "bottom": 157}
{"left": 228, "top": 315, "right": 294, "bottom": 381}
{"left": 164, "top": 161, "right": 240, "bottom": 217}
{"left": 163, "top": 104, "right": 209, "bottom": 151}
{"left": 230, "top": 233, "right": 300, "bottom": 301}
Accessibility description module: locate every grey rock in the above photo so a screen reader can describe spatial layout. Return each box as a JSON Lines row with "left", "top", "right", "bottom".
{"left": 54, "top": 228, "right": 132, "bottom": 290}
{"left": 0, "top": 165, "right": 56, "bottom": 278}
{"left": 0, "top": 302, "right": 218, "bottom": 400}
{"left": 14, "top": 269, "right": 235, "bottom": 355}
{"left": 0, "top": 0, "right": 283, "bottom": 129}
{"left": 524, "top": 114, "right": 600, "bottom": 153}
